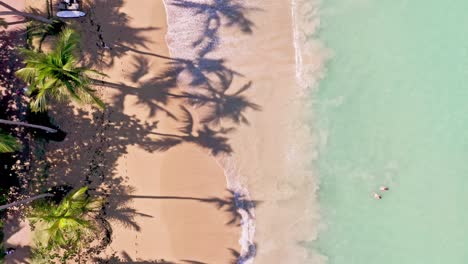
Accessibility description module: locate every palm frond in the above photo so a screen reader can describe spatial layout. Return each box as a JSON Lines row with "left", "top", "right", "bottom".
{"left": 29, "top": 186, "right": 103, "bottom": 249}
{"left": 16, "top": 28, "right": 106, "bottom": 111}
{"left": 0, "top": 130, "right": 21, "bottom": 153}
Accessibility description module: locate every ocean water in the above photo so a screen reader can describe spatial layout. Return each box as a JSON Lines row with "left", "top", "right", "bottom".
{"left": 313, "top": 0, "right": 468, "bottom": 263}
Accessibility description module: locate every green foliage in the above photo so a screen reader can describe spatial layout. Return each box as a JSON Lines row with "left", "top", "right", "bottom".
{"left": 16, "top": 28, "right": 106, "bottom": 112}
{"left": 27, "top": 19, "right": 66, "bottom": 51}
{"left": 0, "top": 18, "right": 7, "bottom": 29}
{"left": 29, "top": 187, "right": 103, "bottom": 250}
{"left": 0, "top": 130, "right": 21, "bottom": 153}
{"left": 31, "top": 244, "right": 79, "bottom": 264}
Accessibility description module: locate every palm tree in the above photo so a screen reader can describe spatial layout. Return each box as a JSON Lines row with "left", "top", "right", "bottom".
{"left": 27, "top": 19, "right": 66, "bottom": 51}
{"left": 0, "top": 193, "right": 53, "bottom": 210}
{"left": 29, "top": 187, "right": 103, "bottom": 249}
{"left": 16, "top": 28, "right": 106, "bottom": 112}
{"left": 0, "top": 1, "right": 53, "bottom": 24}
{"left": 0, "top": 118, "right": 59, "bottom": 153}
{"left": 0, "top": 129, "right": 20, "bottom": 153}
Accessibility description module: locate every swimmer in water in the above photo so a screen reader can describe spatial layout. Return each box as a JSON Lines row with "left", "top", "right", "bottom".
{"left": 372, "top": 192, "right": 382, "bottom": 200}
{"left": 380, "top": 186, "right": 389, "bottom": 191}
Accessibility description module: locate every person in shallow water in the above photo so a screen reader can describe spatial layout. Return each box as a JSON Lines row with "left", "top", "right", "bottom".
{"left": 372, "top": 192, "right": 382, "bottom": 200}
{"left": 380, "top": 186, "right": 389, "bottom": 191}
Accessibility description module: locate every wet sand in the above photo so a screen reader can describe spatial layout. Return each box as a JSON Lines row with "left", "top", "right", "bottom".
{"left": 205, "top": 1, "right": 326, "bottom": 263}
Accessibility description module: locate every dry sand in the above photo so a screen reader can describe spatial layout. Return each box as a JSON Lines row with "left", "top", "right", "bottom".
{"left": 72, "top": 0, "right": 240, "bottom": 263}
{"left": 77, "top": 0, "right": 241, "bottom": 262}
{"left": 0, "top": 0, "right": 25, "bottom": 31}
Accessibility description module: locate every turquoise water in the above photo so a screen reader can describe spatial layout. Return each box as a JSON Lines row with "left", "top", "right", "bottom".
{"left": 314, "top": 0, "right": 468, "bottom": 263}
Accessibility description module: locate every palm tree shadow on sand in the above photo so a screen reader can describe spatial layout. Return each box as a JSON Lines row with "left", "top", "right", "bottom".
{"left": 120, "top": 189, "right": 260, "bottom": 227}
{"left": 98, "top": 53, "right": 260, "bottom": 124}
{"left": 93, "top": 245, "right": 256, "bottom": 264}
{"left": 228, "top": 243, "right": 257, "bottom": 264}
{"left": 94, "top": 250, "right": 176, "bottom": 263}
{"left": 34, "top": 104, "right": 165, "bottom": 244}
{"left": 87, "top": 0, "right": 261, "bottom": 155}
{"left": 33, "top": 0, "right": 261, "bottom": 262}
{"left": 171, "top": 0, "right": 260, "bottom": 57}
{"left": 76, "top": 0, "right": 160, "bottom": 68}
{"left": 148, "top": 105, "right": 235, "bottom": 155}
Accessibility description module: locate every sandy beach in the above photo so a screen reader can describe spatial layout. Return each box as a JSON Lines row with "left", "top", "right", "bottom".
{"left": 49, "top": 0, "right": 241, "bottom": 262}
{"left": 49, "top": 0, "right": 243, "bottom": 263}
{"left": 3, "top": 0, "right": 240, "bottom": 263}
{"left": 2, "top": 0, "right": 324, "bottom": 263}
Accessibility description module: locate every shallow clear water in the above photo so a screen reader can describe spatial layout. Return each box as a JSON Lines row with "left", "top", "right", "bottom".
{"left": 313, "top": 0, "right": 468, "bottom": 263}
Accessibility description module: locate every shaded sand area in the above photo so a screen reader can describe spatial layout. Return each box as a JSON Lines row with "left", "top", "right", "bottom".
{"left": 1, "top": 1, "right": 32, "bottom": 263}
{"left": 31, "top": 0, "right": 241, "bottom": 263}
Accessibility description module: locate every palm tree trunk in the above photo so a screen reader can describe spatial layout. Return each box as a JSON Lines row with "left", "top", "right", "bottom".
{"left": 0, "top": 193, "right": 53, "bottom": 210}
{"left": 0, "top": 1, "right": 53, "bottom": 24}
{"left": 0, "top": 119, "right": 57, "bottom": 133}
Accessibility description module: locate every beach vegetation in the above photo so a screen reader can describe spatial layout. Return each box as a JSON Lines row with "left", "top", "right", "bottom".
{"left": 27, "top": 19, "right": 66, "bottom": 51}
{"left": 28, "top": 187, "right": 104, "bottom": 263}
{"left": 16, "top": 28, "right": 106, "bottom": 112}
{"left": 0, "top": 130, "right": 20, "bottom": 153}
{"left": 29, "top": 186, "right": 103, "bottom": 250}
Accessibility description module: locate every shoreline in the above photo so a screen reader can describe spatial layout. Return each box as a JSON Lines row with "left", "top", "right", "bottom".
{"left": 163, "top": 0, "right": 329, "bottom": 262}
{"left": 216, "top": 0, "right": 328, "bottom": 263}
